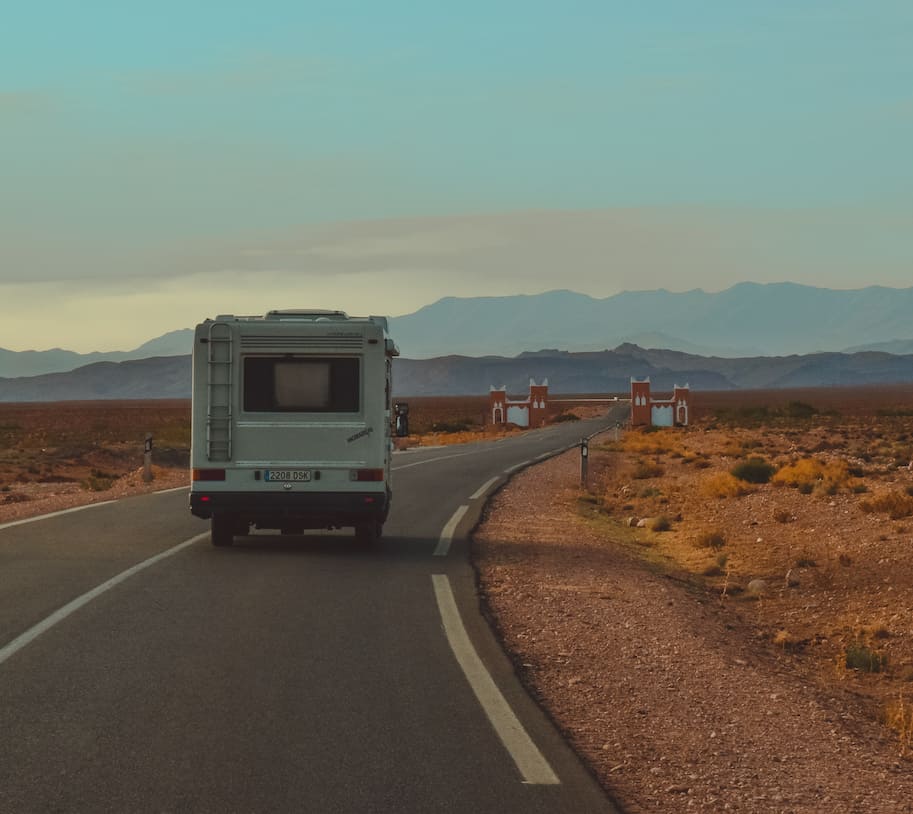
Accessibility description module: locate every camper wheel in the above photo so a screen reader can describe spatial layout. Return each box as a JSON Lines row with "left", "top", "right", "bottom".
{"left": 211, "top": 513, "right": 235, "bottom": 547}
{"left": 354, "top": 520, "right": 383, "bottom": 546}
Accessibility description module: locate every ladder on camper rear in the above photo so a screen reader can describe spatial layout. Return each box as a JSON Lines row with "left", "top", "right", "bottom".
{"left": 206, "top": 322, "right": 233, "bottom": 461}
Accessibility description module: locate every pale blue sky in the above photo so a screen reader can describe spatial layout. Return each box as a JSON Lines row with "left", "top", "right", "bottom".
{"left": 2, "top": 1, "right": 912, "bottom": 351}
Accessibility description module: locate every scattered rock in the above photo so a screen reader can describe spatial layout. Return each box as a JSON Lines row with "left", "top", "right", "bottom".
{"left": 747, "top": 579, "right": 769, "bottom": 596}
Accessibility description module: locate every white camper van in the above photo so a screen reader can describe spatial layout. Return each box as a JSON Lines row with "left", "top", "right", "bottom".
{"left": 189, "top": 310, "right": 399, "bottom": 547}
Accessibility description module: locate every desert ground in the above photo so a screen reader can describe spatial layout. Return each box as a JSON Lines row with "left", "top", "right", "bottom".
{"left": 3, "top": 390, "right": 913, "bottom": 812}
{"left": 475, "top": 386, "right": 913, "bottom": 812}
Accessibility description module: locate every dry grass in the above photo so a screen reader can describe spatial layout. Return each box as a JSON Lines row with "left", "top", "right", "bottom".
{"left": 693, "top": 529, "right": 727, "bottom": 550}
{"left": 859, "top": 491, "right": 913, "bottom": 519}
{"left": 623, "top": 428, "right": 688, "bottom": 456}
{"left": 700, "top": 472, "right": 755, "bottom": 499}
{"left": 885, "top": 696, "right": 913, "bottom": 756}
{"left": 772, "top": 457, "right": 854, "bottom": 493}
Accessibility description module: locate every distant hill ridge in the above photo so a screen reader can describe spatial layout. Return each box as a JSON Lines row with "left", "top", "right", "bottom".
{"left": 4, "top": 283, "right": 913, "bottom": 380}
{"left": 388, "top": 283, "right": 913, "bottom": 359}
{"left": 3, "top": 344, "right": 913, "bottom": 401}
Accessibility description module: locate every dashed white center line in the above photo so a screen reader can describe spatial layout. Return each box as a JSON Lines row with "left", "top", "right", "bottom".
{"left": 433, "top": 505, "right": 469, "bottom": 557}
{"left": 432, "top": 574, "right": 560, "bottom": 786}
{"left": 393, "top": 450, "right": 481, "bottom": 471}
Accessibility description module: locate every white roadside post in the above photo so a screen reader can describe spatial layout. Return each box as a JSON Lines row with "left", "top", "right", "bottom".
{"left": 143, "top": 433, "right": 153, "bottom": 483}
{"left": 580, "top": 437, "right": 589, "bottom": 489}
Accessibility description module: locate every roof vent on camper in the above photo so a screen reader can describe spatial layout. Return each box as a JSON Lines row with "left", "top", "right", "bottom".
{"left": 265, "top": 309, "right": 349, "bottom": 321}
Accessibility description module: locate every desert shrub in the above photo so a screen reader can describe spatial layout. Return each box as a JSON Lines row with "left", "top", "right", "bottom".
{"left": 859, "top": 491, "right": 913, "bottom": 519}
{"left": 700, "top": 472, "right": 754, "bottom": 499}
{"left": 794, "top": 555, "right": 817, "bottom": 568}
{"left": 773, "top": 509, "right": 793, "bottom": 523}
{"left": 784, "top": 400, "right": 818, "bottom": 419}
{"left": 82, "top": 475, "right": 114, "bottom": 492}
{"left": 772, "top": 457, "right": 851, "bottom": 493}
{"left": 650, "top": 515, "right": 672, "bottom": 532}
{"left": 845, "top": 641, "right": 887, "bottom": 673}
{"left": 624, "top": 430, "right": 683, "bottom": 456}
{"left": 551, "top": 413, "right": 580, "bottom": 423}
{"left": 884, "top": 697, "right": 913, "bottom": 755}
{"left": 773, "top": 630, "right": 802, "bottom": 651}
{"left": 632, "top": 461, "right": 664, "bottom": 479}
{"left": 731, "top": 457, "right": 776, "bottom": 484}
{"left": 693, "top": 529, "right": 726, "bottom": 549}
{"left": 432, "top": 419, "right": 476, "bottom": 433}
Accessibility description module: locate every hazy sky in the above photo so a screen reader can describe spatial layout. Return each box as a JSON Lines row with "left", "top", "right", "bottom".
{"left": 2, "top": 1, "right": 912, "bottom": 352}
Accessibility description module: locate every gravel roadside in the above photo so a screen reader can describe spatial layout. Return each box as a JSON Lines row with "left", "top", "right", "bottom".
{"left": 473, "top": 448, "right": 912, "bottom": 813}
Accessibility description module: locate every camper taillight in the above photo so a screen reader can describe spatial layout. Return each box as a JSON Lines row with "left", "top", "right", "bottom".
{"left": 350, "top": 468, "right": 384, "bottom": 482}
{"left": 193, "top": 469, "right": 226, "bottom": 481}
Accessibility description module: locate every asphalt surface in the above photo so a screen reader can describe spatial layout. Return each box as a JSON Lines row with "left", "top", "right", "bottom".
{"left": 0, "top": 408, "right": 628, "bottom": 813}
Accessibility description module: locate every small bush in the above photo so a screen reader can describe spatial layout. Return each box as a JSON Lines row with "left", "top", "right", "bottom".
{"left": 551, "top": 413, "right": 580, "bottom": 423}
{"left": 845, "top": 641, "right": 887, "bottom": 673}
{"left": 432, "top": 420, "right": 475, "bottom": 434}
{"left": 859, "top": 491, "right": 913, "bottom": 520}
{"left": 82, "top": 476, "right": 114, "bottom": 492}
{"left": 773, "top": 509, "right": 793, "bottom": 523}
{"left": 638, "top": 486, "right": 661, "bottom": 498}
{"left": 773, "top": 457, "right": 851, "bottom": 493}
{"left": 700, "top": 472, "right": 754, "bottom": 499}
{"left": 773, "top": 630, "right": 802, "bottom": 651}
{"left": 884, "top": 697, "right": 913, "bottom": 755}
{"left": 784, "top": 400, "right": 818, "bottom": 419}
{"left": 693, "top": 530, "right": 726, "bottom": 550}
{"left": 632, "top": 461, "right": 664, "bottom": 479}
{"left": 650, "top": 515, "right": 672, "bottom": 532}
{"left": 731, "top": 457, "right": 776, "bottom": 484}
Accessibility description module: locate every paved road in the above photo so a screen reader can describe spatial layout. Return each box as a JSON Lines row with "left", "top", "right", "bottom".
{"left": 0, "top": 408, "right": 627, "bottom": 813}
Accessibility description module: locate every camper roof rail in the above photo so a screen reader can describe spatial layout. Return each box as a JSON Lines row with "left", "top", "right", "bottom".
{"left": 265, "top": 309, "right": 349, "bottom": 320}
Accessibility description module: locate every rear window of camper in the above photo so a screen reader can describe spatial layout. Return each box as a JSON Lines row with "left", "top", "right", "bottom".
{"left": 243, "top": 357, "right": 360, "bottom": 412}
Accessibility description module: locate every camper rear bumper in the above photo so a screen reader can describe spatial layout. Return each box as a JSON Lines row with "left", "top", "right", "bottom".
{"left": 189, "top": 490, "right": 389, "bottom": 524}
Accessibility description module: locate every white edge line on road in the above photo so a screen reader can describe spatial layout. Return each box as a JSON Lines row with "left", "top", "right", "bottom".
{"left": 433, "top": 505, "right": 469, "bottom": 557}
{"left": 153, "top": 486, "right": 188, "bottom": 495}
{"left": 503, "top": 460, "right": 531, "bottom": 474}
{"left": 534, "top": 452, "right": 553, "bottom": 461}
{"left": 393, "top": 450, "right": 479, "bottom": 472}
{"left": 470, "top": 477, "right": 500, "bottom": 501}
{"left": 0, "top": 501, "right": 116, "bottom": 534}
{"left": 431, "top": 574, "right": 560, "bottom": 786}
{"left": 0, "top": 532, "right": 209, "bottom": 667}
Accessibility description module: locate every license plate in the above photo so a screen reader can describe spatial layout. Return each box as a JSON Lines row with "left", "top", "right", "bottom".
{"left": 265, "top": 470, "right": 312, "bottom": 482}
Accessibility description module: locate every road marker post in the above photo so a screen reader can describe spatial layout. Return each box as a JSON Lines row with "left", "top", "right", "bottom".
{"left": 143, "top": 433, "right": 154, "bottom": 483}
{"left": 580, "top": 437, "right": 589, "bottom": 489}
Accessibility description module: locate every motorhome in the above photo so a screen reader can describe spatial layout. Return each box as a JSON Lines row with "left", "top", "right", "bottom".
{"left": 189, "top": 310, "right": 398, "bottom": 546}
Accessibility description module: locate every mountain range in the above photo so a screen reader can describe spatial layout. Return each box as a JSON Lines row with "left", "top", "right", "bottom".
{"left": 2, "top": 344, "right": 913, "bottom": 401}
{"left": 4, "top": 284, "right": 913, "bottom": 380}
{"left": 3, "top": 282, "right": 913, "bottom": 400}
{"left": 388, "top": 283, "right": 913, "bottom": 359}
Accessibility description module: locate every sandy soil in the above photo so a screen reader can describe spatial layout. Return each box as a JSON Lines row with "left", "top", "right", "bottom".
{"left": 473, "top": 422, "right": 913, "bottom": 813}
